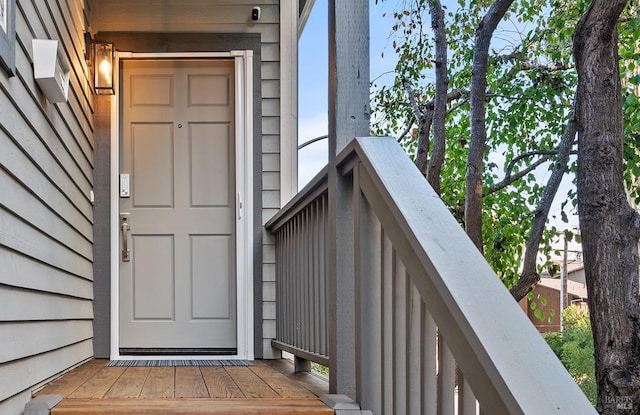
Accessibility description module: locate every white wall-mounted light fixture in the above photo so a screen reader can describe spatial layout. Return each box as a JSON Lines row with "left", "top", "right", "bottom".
{"left": 94, "top": 40, "right": 115, "bottom": 95}
{"left": 32, "top": 39, "right": 70, "bottom": 103}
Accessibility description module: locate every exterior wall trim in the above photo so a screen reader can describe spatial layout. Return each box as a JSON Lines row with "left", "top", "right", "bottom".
{"left": 280, "top": 0, "right": 299, "bottom": 204}
{"left": 108, "top": 51, "right": 255, "bottom": 360}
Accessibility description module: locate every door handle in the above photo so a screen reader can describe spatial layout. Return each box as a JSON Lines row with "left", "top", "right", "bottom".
{"left": 121, "top": 216, "right": 131, "bottom": 262}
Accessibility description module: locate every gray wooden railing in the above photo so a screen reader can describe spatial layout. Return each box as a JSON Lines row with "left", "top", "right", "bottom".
{"left": 266, "top": 137, "right": 595, "bottom": 414}
{"left": 267, "top": 168, "right": 330, "bottom": 368}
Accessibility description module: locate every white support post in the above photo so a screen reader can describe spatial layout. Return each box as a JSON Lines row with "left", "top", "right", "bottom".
{"left": 280, "top": 0, "right": 299, "bottom": 204}
{"left": 327, "top": 0, "right": 370, "bottom": 399}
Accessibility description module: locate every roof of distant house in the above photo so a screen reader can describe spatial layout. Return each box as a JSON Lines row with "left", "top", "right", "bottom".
{"left": 537, "top": 277, "right": 588, "bottom": 299}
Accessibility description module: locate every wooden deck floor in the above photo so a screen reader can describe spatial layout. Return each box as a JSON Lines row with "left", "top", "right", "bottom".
{"left": 34, "top": 359, "right": 332, "bottom": 415}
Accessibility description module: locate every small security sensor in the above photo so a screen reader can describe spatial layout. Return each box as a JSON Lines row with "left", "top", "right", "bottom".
{"left": 251, "top": 6, "right": 261, "bottom": 21}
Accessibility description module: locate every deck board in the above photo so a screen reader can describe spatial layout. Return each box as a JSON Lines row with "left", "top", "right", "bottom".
{"left": 250, "top": 362, "right": 316, "bottom": 398}
{"left": 224, "top": 366, "right": 279, "bottom": 398}
{"left": 265, "top": 359, "right": 329, "bottom": 398}
{"left": 175, "top": 367, "right": 209, "bottom": 398}
{"left": 140, "top": 367, "right": 175, "bottom": 398}
{"left": 105, "top": 367, "right": 150, "bottom": 398}
{"left": 68, "top": 366, "right": 127, "bottom": 398}
{"left": 51, "top": 398, "right": 333, "bottom": 414}
{"left": 37, "top": 359, "right": 106, "bottom": 397}
{"left": 35, "top": 359, "right": 330, "bottom": 414}
{"left": 201, "top": 367, "right": 245, "bottom": 398}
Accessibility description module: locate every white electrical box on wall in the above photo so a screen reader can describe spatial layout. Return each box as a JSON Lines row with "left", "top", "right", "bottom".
{"left": 32, "top": 39, "right": 70, "bottom": 103}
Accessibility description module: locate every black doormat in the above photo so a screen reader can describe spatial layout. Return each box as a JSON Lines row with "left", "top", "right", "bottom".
{"left": 105, "top": 359, "right": 253, "bottom": 367}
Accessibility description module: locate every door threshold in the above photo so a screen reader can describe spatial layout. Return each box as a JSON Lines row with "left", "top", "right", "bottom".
{"left": 119, "top": 348, "right": 238, "bottom": 356}
{"left": 112, "top": 355, "right": 247, "bottom": 361}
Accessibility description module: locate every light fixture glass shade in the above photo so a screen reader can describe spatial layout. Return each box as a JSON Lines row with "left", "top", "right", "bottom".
{"left": 94, "top": 41, "right": 114, "bottom": 95}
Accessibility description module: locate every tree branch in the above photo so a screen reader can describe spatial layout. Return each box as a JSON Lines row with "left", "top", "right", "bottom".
{"left": 485, "top": 153, "right": 552, "bottom": 195}
{"left": 397, "top": 121, "right": 414, "bottom": 142}
{"left": 402, "top": 77, "right": 424, "bottom": 121}
{"left": 402, "top": 77, "right": 435, "bottom": 174}
{"left": 484, "top": 149, "right": 577, "bottom": 195}
{"left": 509, "top": 94, "right": 578, "bottom": 301}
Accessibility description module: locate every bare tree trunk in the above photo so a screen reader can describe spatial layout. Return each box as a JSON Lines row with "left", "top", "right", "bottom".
{"left": 465, "top": 0, "right": 515, "bottom": 251}
{"left": 426, "top": 0, "right": 447, "bottom": 195}
{"left": 573, "top": 0, "right": 640, "bottom": 412}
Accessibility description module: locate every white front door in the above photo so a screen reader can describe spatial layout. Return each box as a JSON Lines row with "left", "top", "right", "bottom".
{"left": 118, "top": 59, "right": 237, "bottom": 354}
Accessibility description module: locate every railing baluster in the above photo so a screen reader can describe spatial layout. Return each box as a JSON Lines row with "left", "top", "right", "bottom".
{"left": 437, "top": 336, "right": 455, "bottom": 415}
{"left": 318, "top": 194, "right": 329, "bottom": 356}
{"left": 382, "top": 231, "right": 394, "bottom": 415}
{"left": 408, "top": 283, "right": 422, "bottom": 415}
{"left": 393, "top": 255, "right": 408, "bottom": 415}
{"left": 458, "top": 374, "right": 477, "bottom": 415}
{"left": 423, "top": 306, "right": 438, "bottom": 415}
{"left": 280, "top": 223, "right": 286, "bottom": 346}
{"left": 311, "top": 200, "right": 318, "bottom": 355}
{"left": 285, "top": 221, "right": 291, "bottom": 347}
{"left": 303, "top": 207, "right": 310, "bottom": 353}
{"left": 295, "top": 213, "right": 302, "bottom": 350}
{"left": 357, "top": 194, "right": 382, "bottom": 413}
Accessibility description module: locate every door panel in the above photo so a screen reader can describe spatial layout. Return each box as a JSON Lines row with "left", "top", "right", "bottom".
{"left": 131, "top": 123, "right": 174, "bottom": 207}
{"left": 189, "top": 123, "right": 231, "bottom": 207}
{"left": 132, "top": 235, "right": 175, "bottom": 320}
{"left": 119, "top": 59, "right": 236, "bottom": 352}
{"left": 191, "top": 234, "right": 232, "bottom": 319}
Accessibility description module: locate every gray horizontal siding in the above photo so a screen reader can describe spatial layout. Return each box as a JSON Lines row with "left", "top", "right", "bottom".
{"left": 0, "top": 0, "right": 94, "bottom": 412}
{"left": 0, "top": 340, "right": 93, "bottom": 402}
{"left": 0, "top": 248, "right": 93, "bottom": 298}
{"left": 0, "top": 320, "right": 93, "bottom": 364}
{"left": 94, "top": 2, "right": 280, "bottom": 30}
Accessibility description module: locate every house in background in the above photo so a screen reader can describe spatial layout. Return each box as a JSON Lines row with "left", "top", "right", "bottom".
{"left": 519, "top": 255, "right": 588, "bottom": 333}
{"left": 0, "top": 1, "right": 595, "bottom": 414}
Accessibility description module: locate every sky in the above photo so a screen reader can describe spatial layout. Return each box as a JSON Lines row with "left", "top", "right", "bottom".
{"left": 297, "top": 0, "right": 401, "bottom": 187}
{"left": 296, "top": 0, "right": 580, "bottom": 237}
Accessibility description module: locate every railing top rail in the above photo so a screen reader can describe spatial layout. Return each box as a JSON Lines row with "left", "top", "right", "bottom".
{"left": 265, "top": 165, "right": 329, "bottom": 233}
{"left": 337, "top": 136, "right": 595, "bottom": 415}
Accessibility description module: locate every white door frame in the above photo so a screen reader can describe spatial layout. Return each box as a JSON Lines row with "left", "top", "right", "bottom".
{"left": 109, "top": 51, "right": 254, "bottom": 360}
